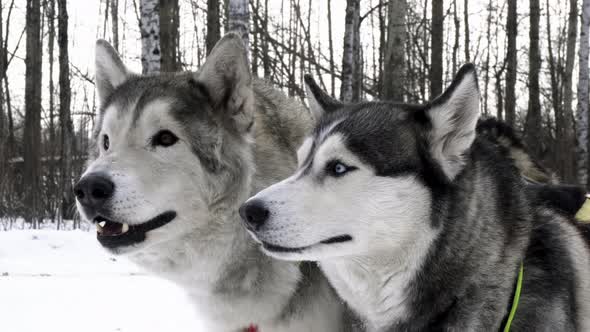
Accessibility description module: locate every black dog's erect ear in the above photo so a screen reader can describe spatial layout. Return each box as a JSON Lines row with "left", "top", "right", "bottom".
{"left": 197, "top": 33, "right": 254, "bottom": 134}
{"left": 304, "top": 74, "right": 343, "bottom": 120}
{"left": 95, "top": 39, "right": 129, "bottom": 104}
{"left": 425, "top": 63, "right": 480, "bottom": 181}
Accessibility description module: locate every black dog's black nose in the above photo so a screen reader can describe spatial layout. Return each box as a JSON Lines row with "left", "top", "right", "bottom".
{"left": 74, "top": 173, "right": 115, "bottom": 210}
{"left": 239, "top": 200, "right": 270, "bottom": 230}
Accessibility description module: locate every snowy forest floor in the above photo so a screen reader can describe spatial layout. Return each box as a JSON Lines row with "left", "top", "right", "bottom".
{"left": 0, "top": 229, "right": 204, "bottom": 332}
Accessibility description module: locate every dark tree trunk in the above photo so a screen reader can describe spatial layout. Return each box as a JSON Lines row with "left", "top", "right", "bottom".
{"left": 252, "top": 0, "right": 259, "bottom": 74}
{"left": 0, "top": 0, "right": 5, "bottom": 147}
{"left": 463, "top": 0, "right": 470, "bottom": 62}
{"left": 262, "top": 0, "right": 270, "bottom": 77}
{"left": 327, "top": 0, "right": 335, "bottom": 96}
{"left": 46, "top": 0, "right": 57, "bottom": 220}
{"left": 524, "top": 0, "right": 542, "bottom": 161}
{"left": 378, "top": 0, "right": 385, "bottom": 98}
{"left": 23, "top": 0, "right": 43, "bottom": 224}
{"left": 430, "top": 0, "right": 443, "bottom": 98}
{"left": 483, "top": 0, "right": 492, "bottom": 115}
{"left": 579, "top": 0, "right": 590, "bottom": 186}
{"left": 504, "top": 0, "right": 517, "bottom": 126}
{"left": 560, "top": 0, "right": 579, "bottom": 183}
{"left": 160, "top": 0, "right": 180, "bottom": 71}
{"left": 383, "top": 0, "right": 406, "bottom": 101}
{"left": 206, "top": 0, "right": 220, "bottom": 55}
{"left": 340, "top": 0, "right": 360, "bottom": 102}
{"left": 452, "top": 0, "right": 459, "bottom": 74}
{"left": 58, "top": 0, "right": 74, "bottom": 219}
{"left": 111, "top": 0, "right": 119, "bottom": 51}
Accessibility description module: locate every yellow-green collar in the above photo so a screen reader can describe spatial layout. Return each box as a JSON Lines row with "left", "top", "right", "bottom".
{"left": 503, "top": 263, "right": 524, "bottom": 332}
{"left": 575, "top": 196, "right": 590, "bottom": 222}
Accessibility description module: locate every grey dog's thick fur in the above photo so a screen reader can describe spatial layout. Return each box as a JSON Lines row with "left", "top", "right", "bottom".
{"left": 78, "top": 34, "right": 354, "bottom": 331}
{"left": 242, "top": 64, "right": 590, "bottom": 331}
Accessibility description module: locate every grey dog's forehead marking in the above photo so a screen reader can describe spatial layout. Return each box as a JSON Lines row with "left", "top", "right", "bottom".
{"left": 97, "top": 73, "right": 211, "bottom": 133}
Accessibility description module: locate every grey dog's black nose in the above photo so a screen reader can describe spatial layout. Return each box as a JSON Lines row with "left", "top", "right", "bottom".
{"left": 74, "top": 173, "right": 115, "bottom": 210}
{"left": 239, "top": 200, "right": 270, "bottom": 230}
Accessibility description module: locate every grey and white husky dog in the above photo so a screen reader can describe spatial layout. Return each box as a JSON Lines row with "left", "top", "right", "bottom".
{"left": 74, "top": 34, "right": 353, "bottom": 331}
{"left": 240, "top": 64, "right": 590, "bottom": 331}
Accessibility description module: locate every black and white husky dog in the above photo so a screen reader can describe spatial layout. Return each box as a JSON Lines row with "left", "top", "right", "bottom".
{"left": 240, "top": 64, "right": 590, "bottom": 331}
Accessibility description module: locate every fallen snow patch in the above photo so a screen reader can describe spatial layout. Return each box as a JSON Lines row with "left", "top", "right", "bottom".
{"left": 0, "top": 230, "right": 204, "bottom": 332}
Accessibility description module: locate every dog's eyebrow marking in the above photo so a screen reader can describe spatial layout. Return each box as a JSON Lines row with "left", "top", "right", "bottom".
{"left": 297, "top": 119, "right": 344, "bottom": 178}
{"left": 297, "top": 138, "right": 314, "bottom": 167}
{"left": 132, "top": 98, "right": 174, "bottom": 128}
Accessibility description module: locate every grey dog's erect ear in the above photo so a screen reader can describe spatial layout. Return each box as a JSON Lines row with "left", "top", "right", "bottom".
{"left": 304, "top": 74, "right": 343, "bottom": 120}
{"left": 95, "top": 39, "right": 129, "bottom": 103}
{"left": 426, "top": 63, "right": 480, "bottom": 181}
{"left": 197, "top": 33, "right": 254, "bottom": 134}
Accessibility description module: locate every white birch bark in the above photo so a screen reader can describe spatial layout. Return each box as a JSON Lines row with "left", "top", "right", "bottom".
{"left": 227, "top": 0, "right": 250, "bottom": 54}
{"left": 578, "top": 0, "right": 590, "bottom": 185}
{"left": 139, "top": 0, "right": 160, "bottom": 74}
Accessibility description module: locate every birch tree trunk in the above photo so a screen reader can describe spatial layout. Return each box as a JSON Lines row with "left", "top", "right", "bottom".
{"left": 340, "top": 0, "right": 359, "bottom": 102}
{"left": 430, "top": 0, "right": 443, "bottom": 98}
{"left": 383, "top": 0, "right": 406, "bottom": 101}
{"left": 140, "top": 0, "right": 160, "bottom": 74}
{"left": 578, "top": 0, "right": 590, "bottom": 187}
{"left": 227, "top": 0, "right": 250, "bottom": 53}
{"left": 524, "top": 0, "right": 542, "bottom": 162}
{"left": 24, "top": 0, "right": 43, "bottom": 225}
{"left": 58, "top": 0, "right": 74, "bottom": 220}
{"left": 504, "top": 0, "right": 517, "bottom": 126}
{"left": 160, "top": 0, "right": 179, "bottom": 72}
{"left": 206, "top": 0, "right": 220, "bottom": 55}
{"left": 561, "top": 0, "right": 578, "bottom": 183}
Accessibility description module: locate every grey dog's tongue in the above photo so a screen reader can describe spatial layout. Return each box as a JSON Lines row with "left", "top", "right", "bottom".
{"left": 102, "top": 222, "right": 123, "bottom": 236}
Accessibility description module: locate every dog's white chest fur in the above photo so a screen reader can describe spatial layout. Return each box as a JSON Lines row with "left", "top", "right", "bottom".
{"left": 321, "top": 257, "right": 414, "bottom": 331}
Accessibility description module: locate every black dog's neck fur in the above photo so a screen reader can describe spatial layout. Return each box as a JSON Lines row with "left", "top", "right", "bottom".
{"left": 391, "top": 138, "right": 531, "bottom": 331}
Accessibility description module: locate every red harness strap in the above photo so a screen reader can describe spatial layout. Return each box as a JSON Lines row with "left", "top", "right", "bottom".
{"left": 244, "top": 324, "right": 258, "bottom": 332}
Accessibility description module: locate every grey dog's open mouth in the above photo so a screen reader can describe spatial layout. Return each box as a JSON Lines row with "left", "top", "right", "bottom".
{"left": 261, "top": 235, "right": 353, "bottom": 253}
{"left": 95, "top": 211, "right": 177, "bottom": 249}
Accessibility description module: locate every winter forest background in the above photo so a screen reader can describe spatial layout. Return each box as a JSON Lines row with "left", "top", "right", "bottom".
{"left": 0, "top": 0, "right": 589, "bottom": 229}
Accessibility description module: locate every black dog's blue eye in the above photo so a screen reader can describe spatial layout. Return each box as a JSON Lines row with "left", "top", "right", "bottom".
{"left": 327, "top": 160, "right": 356, "bottom": 177}
{"left": 334, "top": 163, "right": 347, "bottom": 174}
{"left": 153, "top": 130, "right": 179, "bottom": 147}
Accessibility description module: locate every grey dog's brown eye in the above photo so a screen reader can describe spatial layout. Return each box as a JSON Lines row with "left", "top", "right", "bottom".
{"left": 153, "top": 130, "right": 179, "bottom": 147}
{"left": 103, "top": 135, "right": 110, "bottom": 150}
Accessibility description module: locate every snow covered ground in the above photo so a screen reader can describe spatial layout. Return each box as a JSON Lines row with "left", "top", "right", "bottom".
{"left": 0, "top": 230, "right": 204, "bottom": 332}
